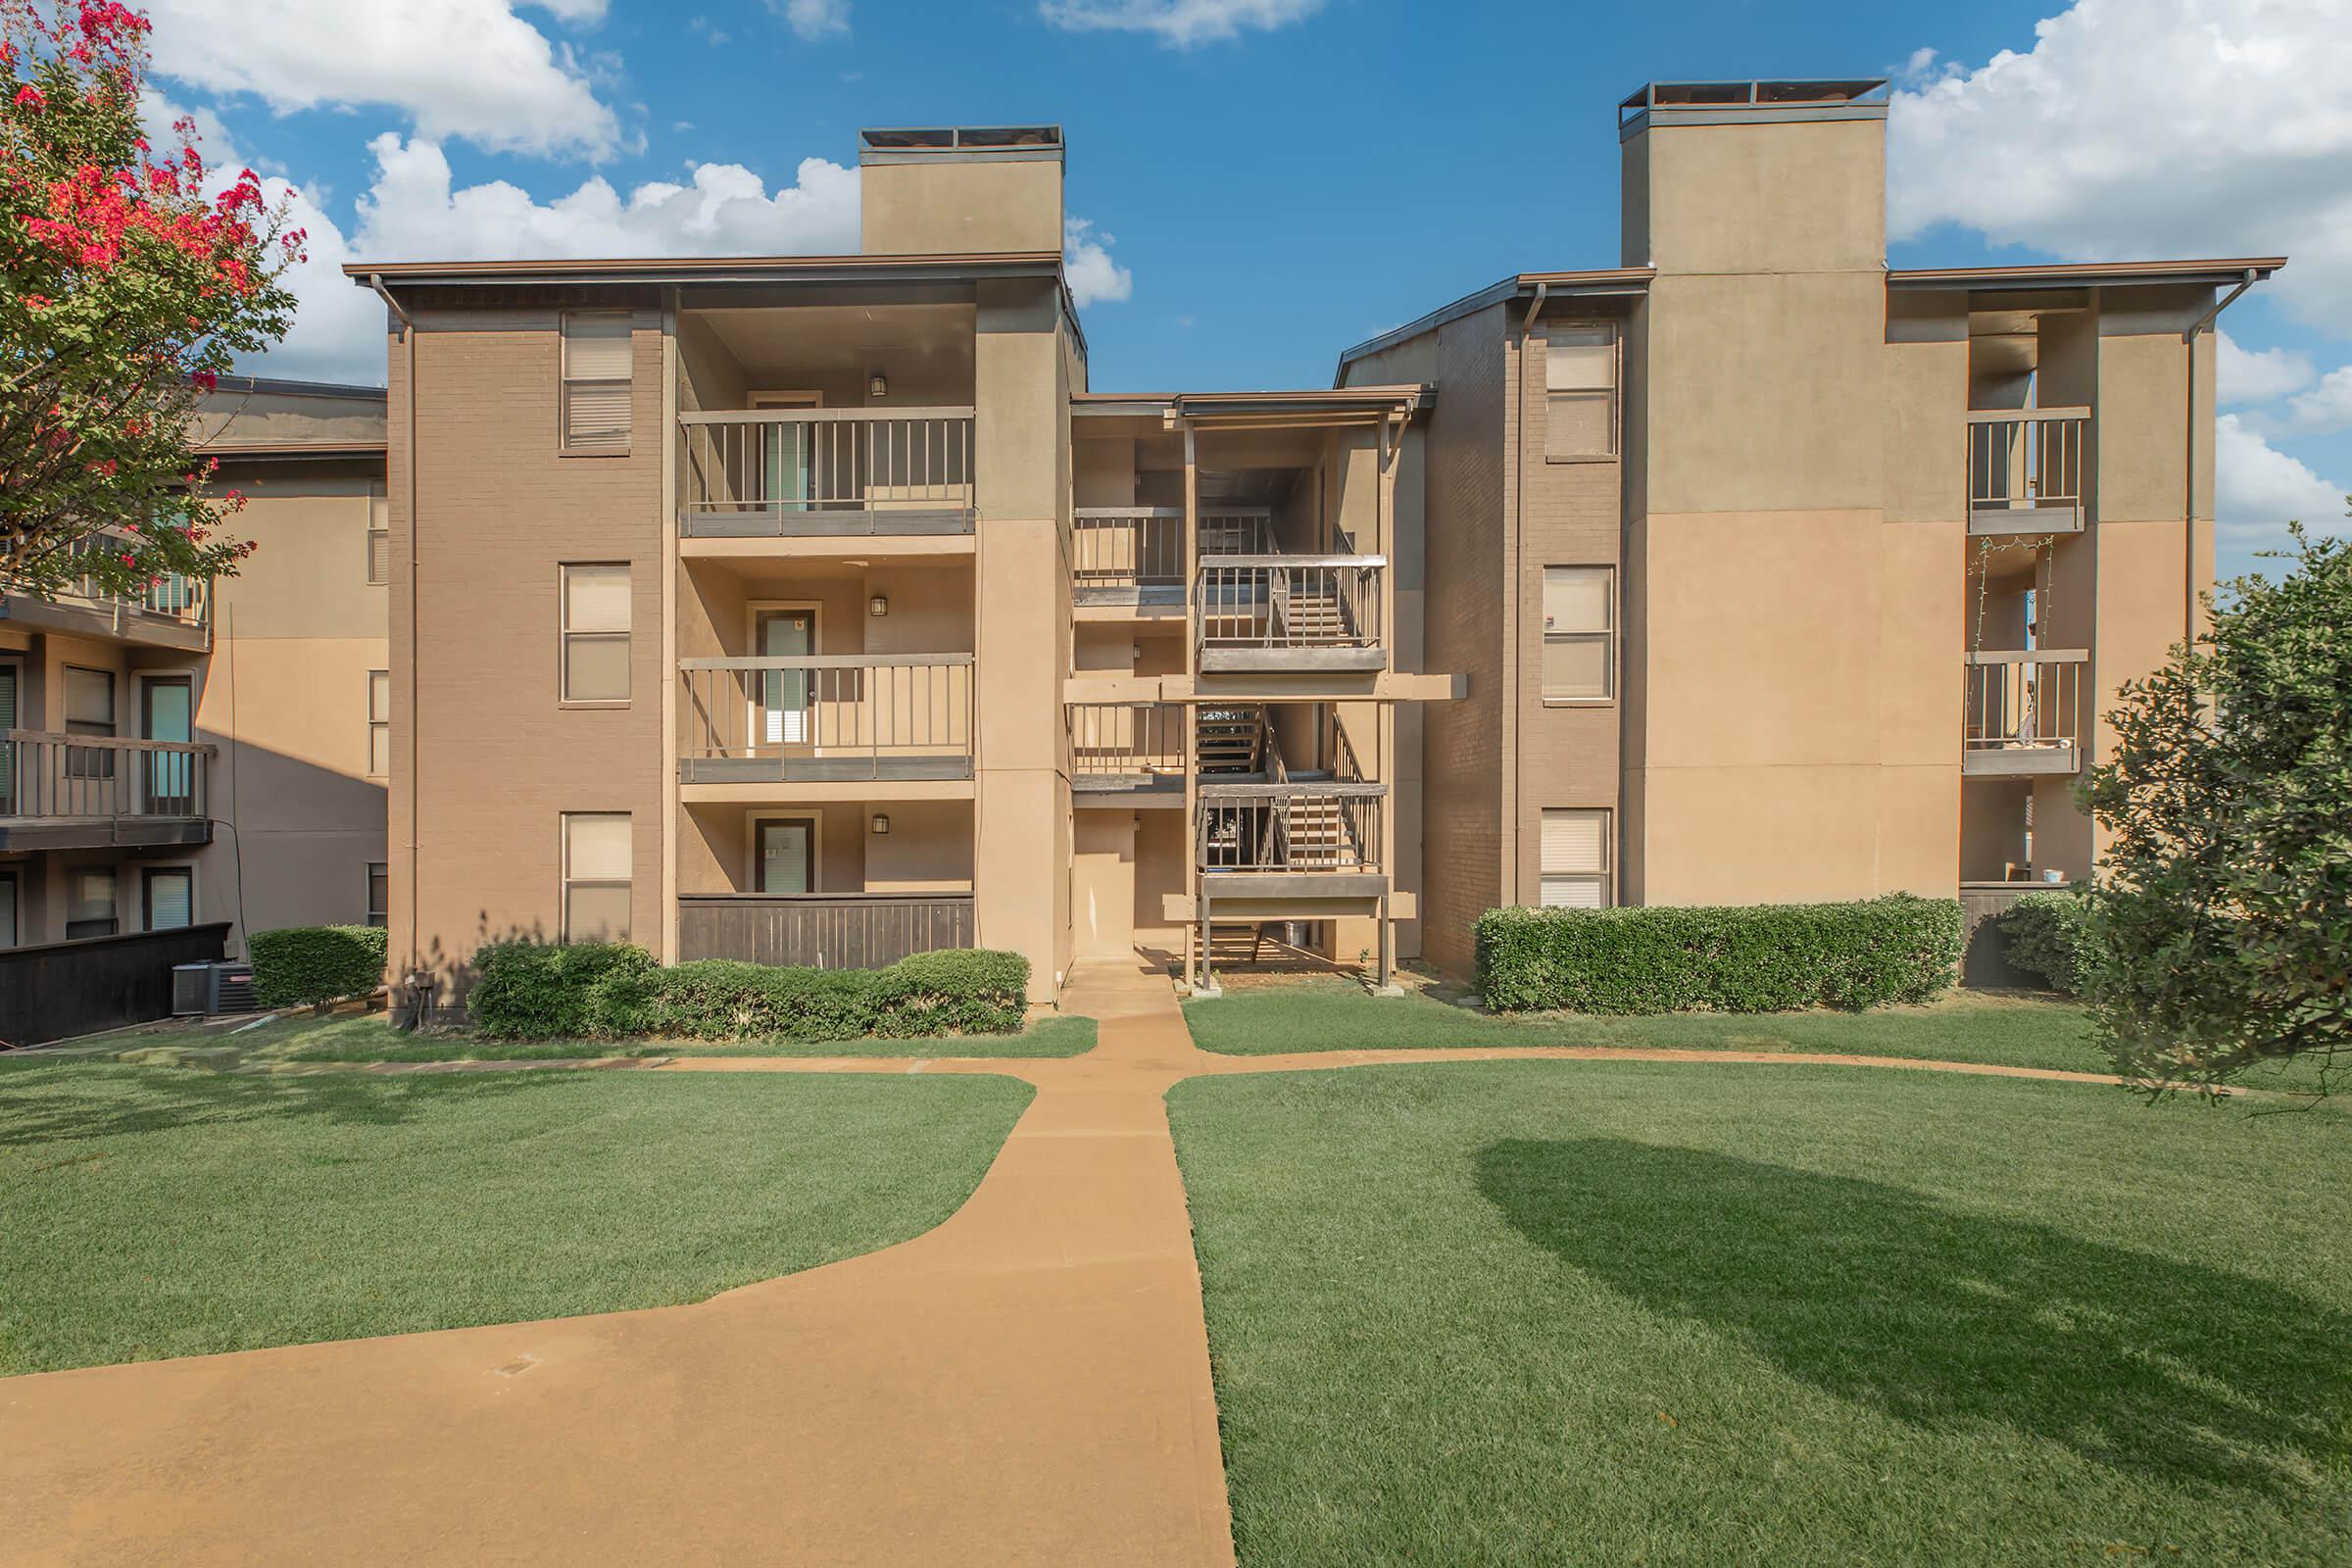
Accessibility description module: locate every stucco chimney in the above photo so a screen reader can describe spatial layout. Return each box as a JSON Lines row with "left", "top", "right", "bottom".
{"left": 858, "top": 125, "right": 1065, "bottom": 257}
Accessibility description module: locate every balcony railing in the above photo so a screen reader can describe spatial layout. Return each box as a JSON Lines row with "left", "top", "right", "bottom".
{"left": 1067, "top": 702, "right": 1184, "bottom": 790}
{"left": 1196, "top": 556, "right": 1386, "bottom": 673}
{"left": 1967, "top": 408, "right": 2089, "bottom": 534}
{"left": 678, "top": 408, "right": 975, "bottom": 537}
{"left": 1, "top": 533, "right": 212, "bottom": 648}
{"left": 1963, "top": 649, "right": 2085, "bottom": 775}
{"left": 1197, "top": 783, "right": 1385, "bottom": 873}
{"left": 1070, "top": 507, "right": 1271, "bottom": 604}
{"left": 677, "top": 893, "right": 975, "bottom": 968}
{"left": 678, "top": 655, "right": 974, "bottom": 783}
{"left": 0, "top": 731, "right": 214, "bottom": 846}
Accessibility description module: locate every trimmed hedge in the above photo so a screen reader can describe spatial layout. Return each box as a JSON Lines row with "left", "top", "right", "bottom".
{"left": 1998, "top": 888, "right": 2093, "bottom": 996}
{"left": 1475, "top": 895, "right": 1964, "bottom": 1014}
{"left": 249, "top": 924, "right": 389, "bottom": 1008}
{"left": 470, "top": 941, "right": 1029, "bottom": 1043}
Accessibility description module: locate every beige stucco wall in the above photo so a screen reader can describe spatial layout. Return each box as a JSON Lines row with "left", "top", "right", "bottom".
{"left": 859, "top": 157, "right": 1062, "bottom": 257}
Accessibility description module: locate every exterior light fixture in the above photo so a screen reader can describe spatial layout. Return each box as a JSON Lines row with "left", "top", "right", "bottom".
{"left": 867, "top": 371, "right": 889, "bottom": 400}
{"left": 869, "top": 595, "right": 889, "bottom": 617}
{"left": 870, "top": 813, "right": 890, "bottom": 835}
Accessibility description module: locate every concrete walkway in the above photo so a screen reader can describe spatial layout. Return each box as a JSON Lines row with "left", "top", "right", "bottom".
{"left": 3, "top": 961, "right": 2132, "bottom": 1566}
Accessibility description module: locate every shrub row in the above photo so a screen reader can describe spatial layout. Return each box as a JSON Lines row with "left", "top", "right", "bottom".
{"left": 468, "top": 942, "right": 1029, "bottom": 1042}
{"left": 249, "top": 924, "right": 388, "bottom": 1008}
{"left": 1997, "top": 888, "right": 2093, "bottom": 996}
{"left": 1474, "top": 895, "right": 1964, "bottom": 1014}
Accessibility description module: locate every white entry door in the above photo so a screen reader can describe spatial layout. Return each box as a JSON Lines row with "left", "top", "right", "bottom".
{"left": 759, "top": 609, "right": 813, "bottom": 748}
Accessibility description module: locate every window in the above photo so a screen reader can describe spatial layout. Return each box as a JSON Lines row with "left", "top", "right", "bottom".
{"left": 1541, "top": 809, "right": 1612, "bottom": 909}
{"left": 368, "top": 670, "right": 392, "bottom": 774}
{"left": 367, "top": 862, "right": 388, "bottom": 928}
{"left": 67, "top": 867, "right": 119, "bottom": 939}
{"left": 64, "top": 665, "right": 116, "bottom": 779}
{"left": 144, "top": 865, "right": 193, "bottom": 931}
{"left": 561, "top": 812, "right": 631, "bottom": 942}
{"left": 560, "top": 564, "right": 631, "bottom": 702}
{"left": 366, "top": 482, "right": 390, "bottom": 585}
{"left": 560, "top": 311, "right": 632, "bottom": 454}
{"left": 0, "top": 661, "right": 17, "bottom": 815}
{"left": 1542, "top": 566, "right": 1615, "bottom": 700}
{"left": 1544, "top": 324, "right": 1617, "bottom": 460}
{"left": 0, "top": 869, "right": 16, "bottom": 948}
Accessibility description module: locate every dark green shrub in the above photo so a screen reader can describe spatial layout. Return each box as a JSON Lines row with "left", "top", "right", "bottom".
{"left": 590, "top": 960, "right": 881, "bottom": 1042}
{"left": 249, "top": 924, "right": 388, "bottom": 1008}
{"left": 470, "top": 941, "right": 655, "bottom": 1040}
{"left": 1999, "top": 889, "right": 2093, "bottom": 996}
{"left": 1474, "top": 895, "right": 1963, "bottom": 1014}
{"left": 871, "top": 949, "right": 1029, "bottom": 1037}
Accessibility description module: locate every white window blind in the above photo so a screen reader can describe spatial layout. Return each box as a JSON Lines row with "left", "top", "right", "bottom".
{"left": 67, "top": 867, "right": 118, "bottom": 939}
{"left": 1540, "top": 808, "right": 1612, "bottom": 909}
{"left": 562, "top": 313, "right": 632, "bottom": 453}
{"left": 560, "top": 563, "right": 631, "bottom": 701}
{"left": 1541, "top": 565, "right": 1614, "bottom": 700}
{"left": 367, "top": 483, "right": 390, "bottom": 585}
{"left": 1545, "top": 325, "right": 1617, "bottom": 460}
{"left": 562, "top": 812, "right": 631, "bottom": 942}
{"left": 368, "top": 670, "right": 392, "bottom": 775}
{"left": 147, "top": 868, "right": 193, "bottom": 930}
{"left": 368, "top": 862, "right": 388, "bottom": 928}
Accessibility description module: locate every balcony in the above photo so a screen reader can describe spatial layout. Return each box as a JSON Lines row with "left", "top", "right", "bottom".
{"left": 1068, "top": 701, "right": 1185, "bottom": 799}
{"left": 678, "top": 656, "right": 975, "bottom": 784}
{"left": 1197, "top": 782, "right": 1388, "bottom": 905}
{"left": 0, "top": 731, "right": 214, "bottom": 850}
{"left": 677, "top": 892, "right": 974, "bottom": 967}
{"left": 678, "top": 409, "right": 975, "bottom": 539}
{"left": 0, "top": 538, "right": 211, "bottom": 652}
{"left": 1968, "top": 409, "right": 2088, "bottom": 535}
{"left": 1195, "top": 556, "right": 1386, "bottom": 673}
{"left": 1070, "top": 507, "right": 1271, "bottom": 607}
{"left": 1963, "top": 649, "right": 2084, "bottom": 776}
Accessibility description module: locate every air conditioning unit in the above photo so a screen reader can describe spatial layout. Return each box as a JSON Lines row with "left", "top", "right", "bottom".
{"left": 172, "top": 960, "right": 258, "bottom": 1017}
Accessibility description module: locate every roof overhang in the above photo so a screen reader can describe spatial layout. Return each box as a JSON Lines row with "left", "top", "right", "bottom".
{"left": 1335, "top": 270, "right": 1652, "bottom": 380}
{"left": 341, "top": 252, "right": 1064, "bottom": 290}
{"left": 197, "top": 441, "right": 388, "bottom": 462}
{"left": 1886, "top": 257, "right": 2286, "bottom": 292}
{"left": 1170, "top": 386, "right": 1428, "bottom": 431}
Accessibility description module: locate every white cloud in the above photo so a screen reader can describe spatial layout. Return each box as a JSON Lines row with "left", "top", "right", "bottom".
{"left": 144, "top": 0, "right": 623, "bottom": 159}
{"left": 775, "top": 0, "right": 850, "bottom": 41}
{"left": 1888, "top": 0, "right": 2352, "bottom": 334}
{"left": 1038, "top": 0, "right": 1324, "bottom": 47}
{"left": 2217, "top": 414, "right": 2347, "bottom": 547}
{"left": 2217, "top": 330, "right": 2314, "bottom": 407}
{"left": 527, "top": 0, "right": 610, "bottom": 19}
{"left": 2281, "top": 366, "right": 2352, "bottom": 436}
{"left": 1063, "top": 217, "right": 1132, "bottom": 308}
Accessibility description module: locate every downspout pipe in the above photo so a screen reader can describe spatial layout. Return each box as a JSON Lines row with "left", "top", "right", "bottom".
{"left": 1507, "top": 282, "right": 1546, "bottom": 906}
{"left": 370, "top": 273, "right": 423, "bottom": 1024}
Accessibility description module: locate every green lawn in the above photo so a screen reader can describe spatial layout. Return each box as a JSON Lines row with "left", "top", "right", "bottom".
{"left": 0, "top": 1056, "right": 1030, "bottom": 1375}
{"left": 1183, "top": 980, "right": 2337, "bottom": 1090}
{"left": 111, "top": 1010, "right": 1098, "bottom": 1064}
{"left": 1168, "top": 1061, "right": 2352, "bottom": 1567}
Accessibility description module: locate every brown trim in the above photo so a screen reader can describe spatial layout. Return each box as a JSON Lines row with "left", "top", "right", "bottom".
{"left": 1887, "top": 257, "right": 2285, "bottom": 289}
{"left": 1336, "top": 270, "right": 1654, "bottom": 377}
{"left": 340, "top": 251, "right": 1063, "bottom": 287}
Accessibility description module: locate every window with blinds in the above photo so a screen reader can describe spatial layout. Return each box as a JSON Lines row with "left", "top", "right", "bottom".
{"left": 145, "top": 866, "right": 193, "bottom": 930}
{"left": 367, "top": 862, "right": 388, "bottom": 928}
{"left": 561, "top": 312, "right": 632, "bottom": 454}
{"left": 64, "top": 664, "right": 116, "bottom": 780}
{"left": 1542, "top": 565, "right": 1614, "bottom": 700}
{"left": 366, "top": 481, "right": 390, "bottom": 584}
{"left": 1540, "top": 808, "right": 1612, "bottom": 909}
{"left": 562, "top": 812, "right": 631, "bottom": 942}
{"left": 368, "top": 670, "right": 392, "bottom": 775}
{"left": 67, "top": 866, "right": 118, "bottom": 939}
{"left": 0, "top": 869, "right": 15, "bottom": 948}
{"left": 1544, "top": 324, "right": 1618, "bottom": 460}
{"left": 560, "top": 564, "right": 631, "bottom": 702}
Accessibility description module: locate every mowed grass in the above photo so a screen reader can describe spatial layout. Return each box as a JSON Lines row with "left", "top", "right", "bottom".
{"left": 0, "top": 1056, "right": 1030, "bottom": 1375}
{"left": 1168, "top": 1061, "right": 2352, "bottom": 1567}
{"left": 1183, "top": 979, "right": 2337, "bottom": 1090}
{"left": 112, "top": 1010, "right": 1098, "bottom": 1064}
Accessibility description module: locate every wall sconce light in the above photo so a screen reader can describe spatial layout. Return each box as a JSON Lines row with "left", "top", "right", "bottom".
{"left": 869, "top": 594, "right": 889, "bottom": 617}
{"left": 867, "top": 371, "right": 889, "bottom": 400}
{"left": 870, "top": 813, "right": 890, "bottom": 835}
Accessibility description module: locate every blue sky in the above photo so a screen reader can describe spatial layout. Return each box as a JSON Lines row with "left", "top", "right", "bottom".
{"left": 145, "top": 0, "right": 2352, "bottom": 577}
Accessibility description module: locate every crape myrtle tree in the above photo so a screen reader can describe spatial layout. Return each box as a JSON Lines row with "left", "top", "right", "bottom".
{"left": 1, "top": 0, "right": 300, "bottom": 602}
{"left": 2082, "top": 518, "right": 2352, "bottom": 1095}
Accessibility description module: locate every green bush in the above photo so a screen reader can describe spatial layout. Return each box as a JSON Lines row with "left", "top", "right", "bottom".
{"left": 473, "top": 944, "right": 1031, "bottom": 1043}
{"left": 1998, "top": 889, "right": 2094, "bottom": 996}
{"left": 249, "top": 924, "right": 388, "bottom": 1008}
{"left": 470, "top": 941, "right": 655, "bottom": 1040}
{"left": 1474, "top": 895, "right": 1964, "bottom": 1014}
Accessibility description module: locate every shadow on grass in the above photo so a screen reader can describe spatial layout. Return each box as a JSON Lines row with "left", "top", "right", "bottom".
{"left": 1475, "top": 1137, "right": 2352, "bottom": 1493}
{"left": 0, "top": 1055, "right": 564, "bottom": 1149}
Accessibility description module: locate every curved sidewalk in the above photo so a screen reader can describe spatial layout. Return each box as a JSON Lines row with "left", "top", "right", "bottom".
{"left": 3, "top": 961, "right": 2130, "bottom": 1566}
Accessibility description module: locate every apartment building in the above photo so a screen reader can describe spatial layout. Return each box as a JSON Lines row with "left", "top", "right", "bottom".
{"left": 353, "top": 82, "right": 2271, "bottom": 1011}
{"left": 0, "top": 378, "right": 391, "bottom": 971}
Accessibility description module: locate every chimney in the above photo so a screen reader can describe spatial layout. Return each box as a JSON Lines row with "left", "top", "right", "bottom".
{"left": 858, "top": 125, "right": 1065, "bottom": 257}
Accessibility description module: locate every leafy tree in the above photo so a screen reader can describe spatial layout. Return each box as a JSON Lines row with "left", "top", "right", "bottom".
{"left": 2082, "top": 519, "right": 2352, "bottom": 1093}
{"left": 1, "top": 0, "right": 300, "bottom": 601}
